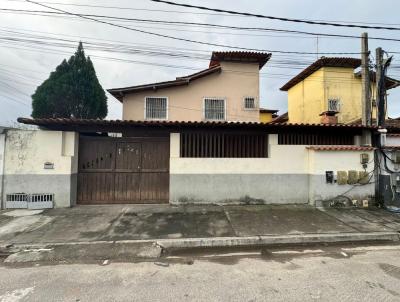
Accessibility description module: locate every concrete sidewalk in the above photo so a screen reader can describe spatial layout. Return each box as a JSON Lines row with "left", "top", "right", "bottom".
{"left": 0, "top": 205, "right": 399, "bottom": 261}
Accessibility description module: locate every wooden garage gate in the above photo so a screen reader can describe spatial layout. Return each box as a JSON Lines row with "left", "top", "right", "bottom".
{"left": 77, "top": 136, "right": 169, "bottom": 204}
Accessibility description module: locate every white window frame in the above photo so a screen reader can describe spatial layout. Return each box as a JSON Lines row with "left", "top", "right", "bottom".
{"left": 203, "top": 97, "right": 226, "bottom": 121}
{"left": 144, "top": 96, "right": 168, "bottom": 120}
{"left": 243, "top": 96, "right": 257, "bottom": 110}
{"left": 327, "top": 98, "right": 340, "bottom": 112}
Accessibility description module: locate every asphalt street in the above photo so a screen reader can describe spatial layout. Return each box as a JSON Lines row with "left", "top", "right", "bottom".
{"left": 1, "top": 243, "right": 400, "bottom": 301}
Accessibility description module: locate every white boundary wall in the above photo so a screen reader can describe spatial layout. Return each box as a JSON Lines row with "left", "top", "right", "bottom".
{"left": 170, "top": 133, "right": 375, "bottom": 205}
{"left": 0, "top": 130, "right": 375, "bottom": 207}
{"left": 2, "top": 129, "right": 78, "bottom": 208}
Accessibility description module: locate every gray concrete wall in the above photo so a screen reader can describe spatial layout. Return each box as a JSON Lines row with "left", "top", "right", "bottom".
{"left": 3, "top": 174, "right": 77, "bottom": 208}
{"left": 309, "top": 174, "right": 375, "bottom": 206}
{"left": 170, "top": 174, "right": 309, "bottom": 205}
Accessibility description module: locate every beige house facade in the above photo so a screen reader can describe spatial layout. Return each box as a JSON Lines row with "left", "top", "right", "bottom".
{"left": 108, "top": 52, "right": 272, "bottom": 122}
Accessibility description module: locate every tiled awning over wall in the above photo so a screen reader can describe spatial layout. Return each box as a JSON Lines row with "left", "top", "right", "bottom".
{"left": 17, "top": 117, "right": 376, "bottom": 130}
{"left": 16, "top": 117, "right": 376, "bottom": 139}
{"left": 307, "top": 146, "right": 375, "bottom": 151}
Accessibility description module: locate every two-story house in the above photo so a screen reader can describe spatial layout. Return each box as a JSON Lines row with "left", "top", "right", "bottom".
{"left": 279, "top": 57, "right": 400, "bottom": 124}
{"left": 108, "top": 51, "right": 273, "bottom": 122}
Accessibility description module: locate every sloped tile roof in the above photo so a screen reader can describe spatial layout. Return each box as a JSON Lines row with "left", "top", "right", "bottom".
{"left": 280, "top": 57, "right": 361, "bottom": 91}
{"left": 17, "top": 117, "right": 376, "bottom": 130}
{"left": 259, "top": 108, "right": 278, "bottom": 114}
{"left": 272, "top": 112, "right": 288, "bottom": 122}
{"left": 354, "top": 71, "right": 400, "bottom": 90}
{"left": 107, "top": 65, "right": 221, "bottom": 101}
{"left": 307, "top": 145, "right": 375, "bottom": 151}
{"left": 209, "top": 51, "right": 271, "bottom": 69}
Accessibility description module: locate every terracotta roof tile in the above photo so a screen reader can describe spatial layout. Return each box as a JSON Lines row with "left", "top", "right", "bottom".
{"left": 107, "top": 66, "right": 221, "bottom": 101}
{"left": 307, "top": 145, "right": 375, "bottom": 151}
{"left": 272, "top": 112, "right": 288, "bottom": 122}
{"left": 17, "top": 118, "right": 376, "bottom": 130}
{"left": 259, "top": 108, "right": 278, "bottom": 114}
{"left": 382, "top": 145, "right": 400, "bottom": 149}
{"left": 354, "top": 71, "right": 400, "bottom": 90}
{"left": 280, "top": 57, "right": 361, "bottom": 91}
{"left": 209, "top": 51, "right": 271, "bottom": 69}
{"left": 349, "top": 118, "right": 400, "bottom": 130}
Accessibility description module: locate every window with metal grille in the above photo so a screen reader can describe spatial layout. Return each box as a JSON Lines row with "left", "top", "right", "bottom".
{"left": 328, "top": 98, "right": 340, "bottom": 112}
{"left": 278, "top": 132, "right": 354, "bottom": 145}
{"left": 244, "top": 97, "right": 256, "bottom": 109}
{"left": 204, "top": 98, "right": 225, "bottom": 120}
{"left": 180, "top": 132, "right": 268, "bottom": 158}
{"left": 145, "top": 97, "right": 167, "bottom": 119}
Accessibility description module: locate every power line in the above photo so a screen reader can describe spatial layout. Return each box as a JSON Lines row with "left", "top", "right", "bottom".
{"left": 8, "top": 0, "right": 400, "bottom": 27}
{"left": 22, "top": 1, "right": 360, "bottom": 55}
{"left": 1, "top": 41, "right": 388, "bottom": 87}
{"left": 0, "top": 28, "right": 372, "bottom": 77}
{"left": 0, "top": 28, "right": 376, "bottom": 79}
{"left": 0, "top": 29, "right": 317, "bottom": 63}
{"left": 1, "top": 34, "right": 368, "bottom": 80}
{"left": 3, "top": 8, "right": 400, "bottom": 43}
{"left": 0, "top": 26, "right": 384, "bottom": 77}
{"left": 0, "top": 9, "right": 318, "bottom": 39}
{"left": 150, "top": 0, "right": 400, "bottom": 31}
{"left": 0, "top": 91, "right": 31, "bottom": 107}
{"left": 0, "top": 25, "right": 219, "bottom": 57}
{"left": 7, "top": 0, "right": 245, "bottom": 17}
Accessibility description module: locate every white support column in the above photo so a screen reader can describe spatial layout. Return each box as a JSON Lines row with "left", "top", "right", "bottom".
{"left": 268, "top": 134, "right": 278, "bottom": 158}
{"left": 268, "top": 134, "right": 278, "bottom": 145}
{"left": 170, "top": 133, "right": 180, "bottom": 158}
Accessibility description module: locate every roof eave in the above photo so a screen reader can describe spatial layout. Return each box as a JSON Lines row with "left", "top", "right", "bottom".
{"left": 210, "top": 51, "right": 272, "bottom": 69}
{"left": 107, "top": 66, "right": 221, "bottom": 102}
{"left": 17, "top": 117, "right": 377, "bottom": 131}
{"left": 280, "top": 57, "right": 362, "bottom": 91}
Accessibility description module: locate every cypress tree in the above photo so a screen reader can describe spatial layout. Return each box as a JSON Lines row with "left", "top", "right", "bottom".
{"left": 32, "top": 42, "right": 108, "bottom": 119}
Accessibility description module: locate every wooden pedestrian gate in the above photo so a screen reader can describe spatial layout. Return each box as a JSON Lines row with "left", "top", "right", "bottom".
{"left": 77, "top": 136, "right": 169, "bottom": 204}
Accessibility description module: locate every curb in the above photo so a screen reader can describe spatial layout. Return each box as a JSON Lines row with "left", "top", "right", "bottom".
{"left": 1, "top": 231, "right": 399, "bottom": 262}
{"left": 156, "top": 231, "right": 400, "bottom": 249}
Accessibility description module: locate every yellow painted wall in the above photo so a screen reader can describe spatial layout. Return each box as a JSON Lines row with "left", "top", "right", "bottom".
{"left": 123, "top": 61, "right": 260, "bottom": 122}
{"left": 323, "top": 67, "right": 360, "bottom": 124}
{"left": 287, "top": 67, "right": 377, "bottom": 124}
{"left": 259, "top": 112, "right": 274, "bottom": 123}
{"left": 288, "top": 69, "right": 325, "bottom": 123}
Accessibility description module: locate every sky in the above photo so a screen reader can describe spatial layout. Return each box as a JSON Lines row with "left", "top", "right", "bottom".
{"left": 1, "top": 0, "right": 400, "bottom": 126}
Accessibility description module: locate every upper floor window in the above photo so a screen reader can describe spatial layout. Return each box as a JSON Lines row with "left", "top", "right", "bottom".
{"left": 204, "top": 98, "right": 225, "bottom": 120}
{"left": 328, "top": 98, "right": 340, "bottom": 112}
{"left": 244, "top": 97, "right": 256, "bottom": 110}
{"left": 145, "top": 97, "right": 167, "bottom": 120}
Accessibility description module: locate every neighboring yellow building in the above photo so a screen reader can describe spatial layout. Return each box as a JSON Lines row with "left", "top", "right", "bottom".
{"left": 280, "top": 57, "right": 400, "bottom": 124}
{"left": 259, "top": 108, "right": 278, "bottom": 122}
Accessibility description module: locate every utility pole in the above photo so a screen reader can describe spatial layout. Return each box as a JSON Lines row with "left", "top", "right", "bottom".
{"left": 374, "top": 47, "right": 383, "bottom": 207}
{"left": 361, "top": 32, "right": 371, "bottom": 127}
{"left": 376, "top": 47, "right": 384, "bottom": 127}
{"left": 361, "top": 32, "right": 371, "bottom": 146}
